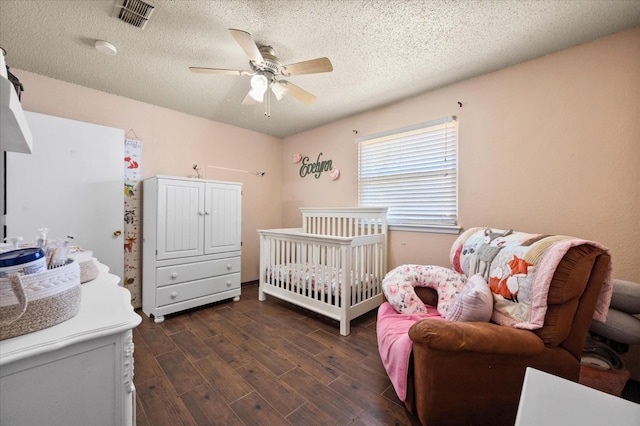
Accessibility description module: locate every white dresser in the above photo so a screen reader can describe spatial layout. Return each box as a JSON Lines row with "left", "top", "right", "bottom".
{"left": 142, "top": 176, "right": 242, "bottom": 323}
{"left": 0, "top": 262, "right": 141, "bottom": 426}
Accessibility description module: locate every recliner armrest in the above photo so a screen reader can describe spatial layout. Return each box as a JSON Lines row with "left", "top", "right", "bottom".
{"left": 408, "top": 319, "right": 545, "bottom": 355}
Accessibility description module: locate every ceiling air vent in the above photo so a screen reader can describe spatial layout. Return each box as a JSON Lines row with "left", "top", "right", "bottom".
{"left": 114, "top": 0, "right": 155, "bottom": 29}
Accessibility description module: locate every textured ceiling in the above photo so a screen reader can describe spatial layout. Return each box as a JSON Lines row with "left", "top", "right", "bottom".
{"left": 1, "top": 0, "right": 639, "bottom": 138}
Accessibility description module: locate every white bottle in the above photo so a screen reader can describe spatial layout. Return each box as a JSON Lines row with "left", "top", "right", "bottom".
{"left": 36, "top": 228, "right": 49, "bottom": 249}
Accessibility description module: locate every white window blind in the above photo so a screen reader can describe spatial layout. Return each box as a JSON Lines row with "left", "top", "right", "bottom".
{"left": 356, "top": 116, "right": 458, "bottom": 232}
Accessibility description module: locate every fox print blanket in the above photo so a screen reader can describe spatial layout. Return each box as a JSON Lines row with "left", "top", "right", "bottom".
{"left": 450, "top": 227, "right": 613, "bottom": 329}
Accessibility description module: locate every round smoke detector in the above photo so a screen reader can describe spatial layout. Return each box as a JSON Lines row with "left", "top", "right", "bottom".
{"left": 94, "top": 40, "right": 117, "bottom": 56}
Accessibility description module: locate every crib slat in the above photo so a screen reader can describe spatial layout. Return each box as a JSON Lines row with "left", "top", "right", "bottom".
{"left": 324, "top": 244, "right": 331, "bottom": 303}
{"left": 293, "top": 240, "right": 298, "bottom": 294}
{"left": 274, "top": 238, "right": 280, "bottom": 288}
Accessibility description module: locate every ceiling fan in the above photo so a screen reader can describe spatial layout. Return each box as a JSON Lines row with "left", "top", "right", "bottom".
{"left": 189, "top": 29, "right": 333, "bottom": 114}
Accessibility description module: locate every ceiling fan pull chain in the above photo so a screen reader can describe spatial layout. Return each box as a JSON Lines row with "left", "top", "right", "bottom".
{"left": 265, "top": 85, "right": 271, "bottom": 117}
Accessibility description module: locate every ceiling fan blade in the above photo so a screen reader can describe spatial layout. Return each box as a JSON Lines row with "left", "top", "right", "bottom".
{"left": 241, "top": 91, "right": 257, "bottom": 105}
{"left": 282, "top": 57, "right": 333, "bottom": 76}
{"left": 229, "top": 29, "right": 264, "bottom": 65}
{"left": 189, "top": 67, "right": 249, "bottom": 76}
{"left": 281, "top": 81, "right": 317, "bottom": 104}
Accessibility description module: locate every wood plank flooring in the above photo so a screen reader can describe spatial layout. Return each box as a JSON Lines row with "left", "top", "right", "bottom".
{"left": 133, "top": 282, "right": 421, "bottom": 426}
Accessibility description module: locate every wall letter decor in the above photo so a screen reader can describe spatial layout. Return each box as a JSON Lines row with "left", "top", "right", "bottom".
{"left": 299, "top": 152, "right": 333, "bottom": 179}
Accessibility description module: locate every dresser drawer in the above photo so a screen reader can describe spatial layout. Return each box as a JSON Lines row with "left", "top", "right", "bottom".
{"left": 156, "top": 257, "right": 240, "bottom": 287}
{"left": 156, "top": 273, "right": 240, "bottom": 307}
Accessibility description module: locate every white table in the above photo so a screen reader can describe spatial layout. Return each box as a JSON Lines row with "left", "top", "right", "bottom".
{"left": 516, "top": 367, "right": 640, "bottom": 426}
{"left": 0, "top": 262, "right": 141, "bottom": 426}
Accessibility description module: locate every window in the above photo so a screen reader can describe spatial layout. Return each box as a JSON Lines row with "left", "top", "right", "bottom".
{"left": 356, "top": 116, "right": 459, "bottom": 233}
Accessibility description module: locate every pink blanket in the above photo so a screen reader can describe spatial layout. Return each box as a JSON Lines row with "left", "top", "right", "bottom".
{"left": 376, "top": 302, "right": 444, "bottom": 401}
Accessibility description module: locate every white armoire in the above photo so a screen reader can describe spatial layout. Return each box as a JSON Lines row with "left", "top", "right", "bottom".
{"left": 142, "top": 176, "right": 242, "bottom": 323}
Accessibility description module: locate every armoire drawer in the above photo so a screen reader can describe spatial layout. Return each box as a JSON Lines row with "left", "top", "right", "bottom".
{"left": 156, "top": 257, "right": 240, "bottom": 287}
{"left": 156, "top": 273, "right": 240, "bottom": 307}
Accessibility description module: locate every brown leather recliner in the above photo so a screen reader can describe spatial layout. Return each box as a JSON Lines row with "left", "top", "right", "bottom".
{"left": 404, "top": 244, "right": 611, "bottom": 426}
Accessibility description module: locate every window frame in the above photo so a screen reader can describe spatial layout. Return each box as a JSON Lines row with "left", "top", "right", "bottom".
{"left": 355, "top": 116, "right": 460, "bottom": 234}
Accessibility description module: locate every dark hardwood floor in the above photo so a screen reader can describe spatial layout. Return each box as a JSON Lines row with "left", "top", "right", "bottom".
{"left": 133, "top": 282, "right": 421, "bottom": 425}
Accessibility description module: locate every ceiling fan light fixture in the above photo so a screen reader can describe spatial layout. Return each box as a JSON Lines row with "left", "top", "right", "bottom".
{"left": 249, "top": 74, "right": 268, "bottom": 102}
{"left": 271, "top": 82, "right": 288, "bottom": 101}
{"left": 248, "top": 88, "right": 264, "bottom": 103}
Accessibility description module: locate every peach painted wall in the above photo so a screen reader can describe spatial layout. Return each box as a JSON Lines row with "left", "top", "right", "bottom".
{"left": 282, "top": 28, "right": 640, "bottom": 284}
{"left": 14, "top": 70, "right": 283, "bottom": 282}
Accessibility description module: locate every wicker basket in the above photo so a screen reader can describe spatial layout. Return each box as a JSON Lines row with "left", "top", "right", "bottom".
{"left": 0, "top": 260, "right": 81, "bottom": 340}
{"left": 68, "top": 250, "right": 98, "bottom": 283}
{"left": 79, "top": 260, "right": 99, "bottom": 283}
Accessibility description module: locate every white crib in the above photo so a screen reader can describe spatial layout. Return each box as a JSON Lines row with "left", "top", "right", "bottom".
{"left": 258, "top": 207, "right": 388, "bottom": 336}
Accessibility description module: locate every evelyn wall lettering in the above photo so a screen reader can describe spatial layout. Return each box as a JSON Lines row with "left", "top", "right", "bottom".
{"left": 293, "top": 152, "right": 340, "bottom": 180}
{"left": 299, "top": 152, "right": 332, "bottom": 179}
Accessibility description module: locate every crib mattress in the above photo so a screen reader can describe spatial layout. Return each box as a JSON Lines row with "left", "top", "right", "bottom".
{"left": 266, "top": 263, "right": 376, "bottom": 295}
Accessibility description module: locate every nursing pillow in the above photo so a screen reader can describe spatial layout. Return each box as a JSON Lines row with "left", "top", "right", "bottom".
{"left": 382, "top": 264, "right": 468, "bottom": 317}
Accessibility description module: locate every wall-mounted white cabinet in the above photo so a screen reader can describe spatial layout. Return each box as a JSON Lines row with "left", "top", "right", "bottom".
{"left": 142, "top": 176, "right": 242, "bottom": 323}
{"left": 0, "top": 75, "right": 32, "bottom": 154}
